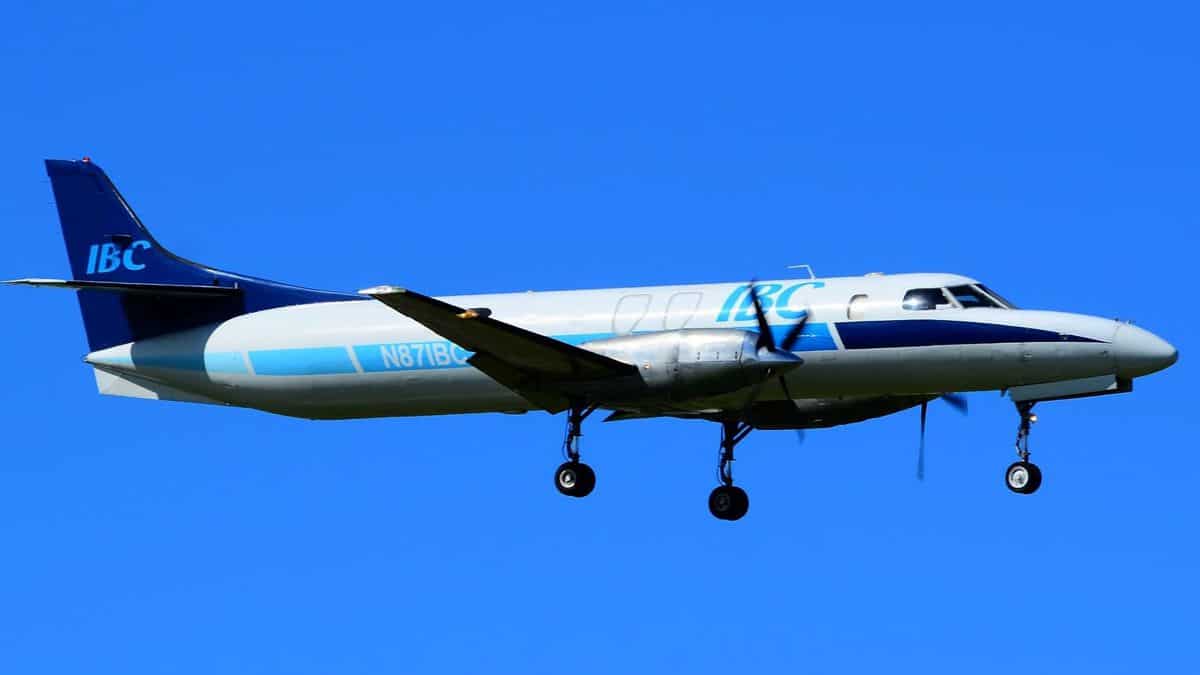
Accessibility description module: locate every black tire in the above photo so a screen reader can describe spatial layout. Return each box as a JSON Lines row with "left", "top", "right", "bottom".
{"left": 1005, "top": 461, "right": 1042, "bottom": 495}
{"left": 708, "top": 485, "right": 750, "bottom": 521}
{"left": 573, "top": 462, "right": 595, "bottom": 497}
{"left": 1024, "top": 462, "right": 1042, "bottom": 494}
{"left": 555, "top": 461, "right": 595, "bottom": 498}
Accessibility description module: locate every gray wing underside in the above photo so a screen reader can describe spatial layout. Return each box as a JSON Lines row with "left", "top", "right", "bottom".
{"left": 360, "top": 285, "right": 638, "bottom": 412}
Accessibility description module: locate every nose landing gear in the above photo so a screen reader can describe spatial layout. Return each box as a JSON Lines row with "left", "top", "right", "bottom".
{"left": 1006, "top": 402, "right": 1043, "bottom": 494}
{"left": 709, "top": 420, "right": 752, "bottom": 521}
{"left": 555, "top": 403, "right": 598, "bottom": 498}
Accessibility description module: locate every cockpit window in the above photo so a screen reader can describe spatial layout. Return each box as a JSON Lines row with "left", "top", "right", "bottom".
{"left": 947, "top": 285, "right": 998, "bottom": 308}
{"left": 902, "top": 288, "right": 953, "bottom": 311}
{"left": 976, "top": 284, "right": 1017, "bottom": 309}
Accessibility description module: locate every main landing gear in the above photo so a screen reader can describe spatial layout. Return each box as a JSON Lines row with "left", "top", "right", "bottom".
{"left": 709, "top": 420, "right": 752, "bottom": 521}
{"left": 1005, "top": 402, "right": 1043, "bottom": 495}
{"left": 555, "top": 403, "right": 598, "bottom": 498}
{"left": 550, "top": 404, "right": 753, "bottom": 520}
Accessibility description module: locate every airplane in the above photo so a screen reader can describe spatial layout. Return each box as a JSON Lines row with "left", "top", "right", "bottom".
{"left": 6, "top": 158, "right": 1179, "bottom": 521}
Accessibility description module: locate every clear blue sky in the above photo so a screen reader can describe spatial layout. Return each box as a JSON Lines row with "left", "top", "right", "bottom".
{"left": 2, "top": 2, "right": 1196, "bottom": 672}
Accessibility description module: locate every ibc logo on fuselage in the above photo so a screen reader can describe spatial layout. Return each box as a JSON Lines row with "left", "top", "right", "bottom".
{"left": 716, "top": 281, "right": 826, "bottom": 322}
{"left": 85, "top": 240, "right": 151, "bottom": 275}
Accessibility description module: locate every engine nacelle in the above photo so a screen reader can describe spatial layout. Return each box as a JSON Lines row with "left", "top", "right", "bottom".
{"left": 581, "top": 329, "right": 787, "bottom": 402}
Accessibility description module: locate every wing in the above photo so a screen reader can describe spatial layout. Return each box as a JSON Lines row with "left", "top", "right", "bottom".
{"left": 360, "top": 285, "right": 638, "bottom": 411}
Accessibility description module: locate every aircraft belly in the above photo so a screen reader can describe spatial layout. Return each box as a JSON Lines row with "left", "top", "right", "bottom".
{"left": 222, "top": 368, "right": 531, "bottom": 419}
{"left": 774, "top": 342, "right": 1118, "bottom": 398}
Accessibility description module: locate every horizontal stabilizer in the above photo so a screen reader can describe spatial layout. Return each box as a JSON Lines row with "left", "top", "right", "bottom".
{"left": 91, "top": 366, "right": 225, "bottom": 405}
{"left": 5, "top": 278, "right": 241, "bottom": 297}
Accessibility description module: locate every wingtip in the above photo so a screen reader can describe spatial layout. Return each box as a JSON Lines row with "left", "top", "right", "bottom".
{"left": 358, "top": 285, "right": 407, "bottom": 296}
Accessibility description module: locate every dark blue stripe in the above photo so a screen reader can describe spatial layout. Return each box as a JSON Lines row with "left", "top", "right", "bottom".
{"left": 835, "top": 320, "right": 1103, "bottom": 350}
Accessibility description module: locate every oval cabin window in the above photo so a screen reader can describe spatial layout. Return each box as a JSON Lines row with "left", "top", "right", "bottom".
{"left": 847, "top": 294, "right": 869, "bottom": 320}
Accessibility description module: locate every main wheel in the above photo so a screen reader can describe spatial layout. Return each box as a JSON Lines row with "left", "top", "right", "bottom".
{"left": 555, "top": 461, "right": 595, "bottom": 498}
{"left": 708, "top": 485, "right": 749, "bottom": 521}
{"left": 1005, "top": 461, "right": 1043, "bottom": 494}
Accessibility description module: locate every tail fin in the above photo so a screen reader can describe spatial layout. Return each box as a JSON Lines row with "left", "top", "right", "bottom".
{"left": 45, "top": 158, "right": 358, "bottom": 351}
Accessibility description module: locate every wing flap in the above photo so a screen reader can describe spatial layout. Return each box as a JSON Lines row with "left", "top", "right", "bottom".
{"left": 466, "top": 352, "right": 572, "bottom": 412}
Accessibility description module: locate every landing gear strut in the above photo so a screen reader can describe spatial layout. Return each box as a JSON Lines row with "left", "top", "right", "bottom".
{"left": 555, "top": 402, "right": 598, "bottom": 498}
{"left": 709, "top": 420, "right": 752, "bottom": 520}
{"left": 1005, "top": 402, "right": 1043, "bottom": 494}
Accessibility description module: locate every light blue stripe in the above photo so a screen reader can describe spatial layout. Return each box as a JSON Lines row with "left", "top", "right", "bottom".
{"left": 102, "top": 324, "right": 839, "bottom": 378}
{"left": 124, "top": 351, "right": 248, "bottom": 374}
{"left": 204, "top": 352, "right": 249, "bottom": 374}
{"left": 354, "top": 342, "right": 473, "bottom": 373}
{"left": 249, "top": 347, "right": 357, "bottom": 376}
{"left": 556, "top": 332, "right": 615, "bottom": 346}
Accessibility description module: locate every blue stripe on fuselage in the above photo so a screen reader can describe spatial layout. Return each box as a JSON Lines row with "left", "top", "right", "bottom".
{"left": 115, "top": 350, "right": 247, "bottom": 374}
{"left": 112, "top": 320, "right": 1098, "bottom": 377}
{"left": 354, "top": 341, "right": 472, "bottom": 373}
{"left": 767, "top": 322, "right": 837, "bottom": 351}
{"left": 835, "top": 319, "right": 1102, "bottom": 350}
{"left": 249, "top": 347, "right": 357, "bottom": 376}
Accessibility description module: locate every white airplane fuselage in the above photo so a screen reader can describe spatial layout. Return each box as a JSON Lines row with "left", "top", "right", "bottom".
{"left": 15, "top": 157, "right": 1179, "bottom": 517}
{"left": 82, "top": 272, "right": 1176, "bottom": 421}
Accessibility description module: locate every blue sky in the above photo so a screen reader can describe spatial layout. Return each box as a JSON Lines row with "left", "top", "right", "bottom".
{"left": 1, "top": 2, "right": 1196, "bottom": 672}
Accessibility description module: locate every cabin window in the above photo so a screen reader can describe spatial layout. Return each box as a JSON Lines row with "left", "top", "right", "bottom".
{"left": 902, "top": 288, "right": 953, "bottom": 311}
{"left": 847, "top": 294, "right": 869, "bottom": 320}
{"left": 664, "top": 292, "right": 704, "bottom": 330}
{"left": 613, "top": 294, "right": 652, "bottom": 334}
{"left": 947, "top": 285, "right": 999, "bottom": 308}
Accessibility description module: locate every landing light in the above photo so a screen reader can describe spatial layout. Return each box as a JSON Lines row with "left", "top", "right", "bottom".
{"left": 1029, "top": 414, "right": 1039, "bottom": 423}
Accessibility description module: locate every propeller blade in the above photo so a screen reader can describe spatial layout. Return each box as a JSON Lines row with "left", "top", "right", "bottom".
{"left": 739, "top": 377, "right": 769, "bottom": 423}
{"left": 795, "top": 429, "right": 806, "bottom": 446}
{"left": 746, "top": 282, "right": 775, "bottom": 352}
{"left": 917, "top": 400, "right": 928, "bottom": 481}
{"left": 940, "top": 392, "right": 968, "bottom": 415}
{"left": 779, "top": 373, "right": 802, "bottom": 407}
{"left": 777, "top": 312, "right": 810, "bottom": 352}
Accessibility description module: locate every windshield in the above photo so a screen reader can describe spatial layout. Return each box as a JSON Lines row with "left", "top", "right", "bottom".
{"left": 947, "top": 285, "right": 999, "bottom": 308}
{"left": 976, "top": 284, "right": 1017, "bottom": 309}
{"left": 903, "top": 284, "right": 1015, "bottom": 310}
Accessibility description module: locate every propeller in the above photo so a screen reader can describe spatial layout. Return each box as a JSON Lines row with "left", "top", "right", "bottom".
{"left": 739, "top": 281, "right": 811, "bottom": 419}
{"left": 917, "top": 393, "right": 969, "bottom": 481}
{"left": 747, "top": 282, "right": 810, "bottom": 354}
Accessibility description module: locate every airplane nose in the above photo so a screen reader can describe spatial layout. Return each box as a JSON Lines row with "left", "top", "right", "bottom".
{"left": 1113, "top": 323, "right": 1178, "bottom": 377}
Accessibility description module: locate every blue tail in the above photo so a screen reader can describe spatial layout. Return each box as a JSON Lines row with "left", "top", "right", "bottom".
{"left": 46, "top": 158, "right": 359, "bottom": 351}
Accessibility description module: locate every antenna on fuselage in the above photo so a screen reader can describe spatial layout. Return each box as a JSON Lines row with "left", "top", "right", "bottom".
{"left": 786, "top": 264, "right": 816, "bottom": 280}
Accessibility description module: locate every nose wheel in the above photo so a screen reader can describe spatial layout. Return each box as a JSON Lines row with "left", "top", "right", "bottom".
{"left": 709, "top": 420, "right": 752, "bottom": 520}
{"left": 1005, "top": 460, "right": 1042, "bottom": 494}
{"left": 1007, "top": 402, "right": 1043, "bottom": 494}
